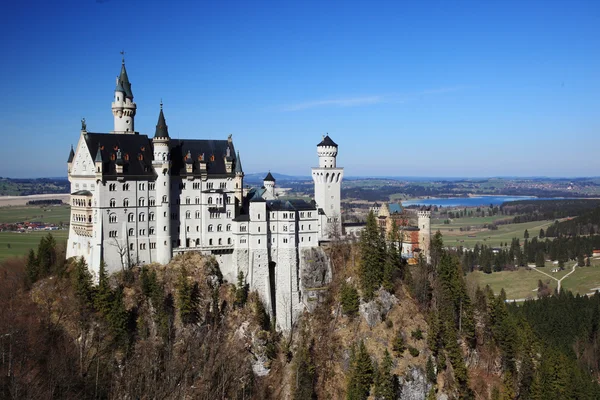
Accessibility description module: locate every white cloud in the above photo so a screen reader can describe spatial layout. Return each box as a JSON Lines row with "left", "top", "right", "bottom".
{"left": 281, "top": 95, "right": 384, "bottom": 111}
{"left": 280, "top": 86, "right": 471, "bottom": 112}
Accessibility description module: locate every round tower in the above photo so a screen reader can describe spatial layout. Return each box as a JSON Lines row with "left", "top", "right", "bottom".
{"left": 112, "top": 57, "right": 137, "bottom": 133}
{"left": 263, "top": 172, "right": 276, "bottom": 199}
{"left": 317, "top": 135, "right": 338, "bottom": 168}
{"left": 312, "top": 134, "right": 343, "bottom": 240}
{"left": 417, "top": 208, "right": 431, "bottom": 262}
{"left": 152, "top": 103, "right": 172, "bottom": 264}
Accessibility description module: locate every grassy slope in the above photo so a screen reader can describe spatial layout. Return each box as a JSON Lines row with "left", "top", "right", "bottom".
{"left": 0, "top": 231, "right": 68, "bottom": 261}
{"left": 0, "top": 205, "right": 71, "bottom": 224}
{"left": 433, "top": 219, "right": 555, "bottom": 248}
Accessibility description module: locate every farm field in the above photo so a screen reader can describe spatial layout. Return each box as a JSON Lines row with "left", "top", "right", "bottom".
{"left": 0, "top": 230, "right": 68, "bottom": 261}
{"left": 0, "top": 204, "right": 70, "bottom": 225}
{"left": 467, "top": 269, "right": 558, "bottom": 300}
{"left": 467, "top": 260, "right": 600, "bottom": 301}
{"left": 433, "top": 218, "right": 555, "bottom": 248}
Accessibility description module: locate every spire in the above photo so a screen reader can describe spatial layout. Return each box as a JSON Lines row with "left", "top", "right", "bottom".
{"left": 235, "top": 151, "right": 243, "bottom": 174}
{"left": 154, "top": 104, "right": 170, "bottom": 139}
{"left": 317, "top": 134, "right": 338, "bottom": 147}
{"left": 117, "top": 58, "right": 133, "bottom": 99}
{"left": 95, "top": 145, "right": 103, "bottom": 162}
{"left": 185, "top": 150, "right": 193, "bottom": 164}
{"left": 264, "top": 171, "right": 275, "bottom": 182}
{"left": 67, "top": 145, "right": 75, "bottom": 163}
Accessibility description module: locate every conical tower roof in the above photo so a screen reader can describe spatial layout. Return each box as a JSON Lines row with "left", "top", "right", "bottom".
{"left": 264, "top": 171, "right": 275, "bottom": 182}
{"left": 154, "top": 104, "right": 169, "bottom": 139}
{"left": 67, "top": 145, "right": 75, "bottom": 162}
{"left": 118, "top": 61, "right": 133, "bottom": 99}
{"left": 235, "top": 151, "right": 243, "bottom": 174}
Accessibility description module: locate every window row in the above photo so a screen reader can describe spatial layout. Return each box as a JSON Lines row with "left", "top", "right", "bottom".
{"left": 207, "top": 224, "right": 232, "bottom": 232}
{"left": 73, "top": 214, "right": 92, "bottom": 223}
{"left": 72, "top": 198, "right": 91, "bottom": 207}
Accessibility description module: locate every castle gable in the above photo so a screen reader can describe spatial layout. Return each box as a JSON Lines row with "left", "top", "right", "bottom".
{"left": 70, "top": 136, "right": 96, "bottom": 177}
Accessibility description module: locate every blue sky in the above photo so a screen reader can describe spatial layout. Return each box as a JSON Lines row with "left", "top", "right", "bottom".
{"left": 1, "top": 0, "right": 599, "bottom": 178}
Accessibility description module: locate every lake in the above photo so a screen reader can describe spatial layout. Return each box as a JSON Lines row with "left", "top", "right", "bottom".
{"left": 402, "top": 196, "right": 564, "bottom": 208}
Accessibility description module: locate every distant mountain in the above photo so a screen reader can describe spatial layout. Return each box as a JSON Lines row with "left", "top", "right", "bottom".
{"left": 244, "top": 172, "right": 311, "bottom": 183}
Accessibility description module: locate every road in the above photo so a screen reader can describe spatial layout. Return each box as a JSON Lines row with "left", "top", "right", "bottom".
{"left": 527, "top": 262, "right": 577, "bottom": 293}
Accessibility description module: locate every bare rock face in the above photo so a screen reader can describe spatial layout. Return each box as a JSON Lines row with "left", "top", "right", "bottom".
{"left": 359, "top": 289, "right": 399, "bottom": 328}
{"left": 397, "top": 367, "right": 432, "bottom": 400}
{"left": 300, "top": 248, "right": 332, "bottom": 312}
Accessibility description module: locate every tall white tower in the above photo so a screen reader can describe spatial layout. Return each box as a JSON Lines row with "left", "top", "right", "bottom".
{"left": 417, "top": 208, "right": 431, "bottom": 262}
{"left": 112, "top": 57, "right": 137, "bottom": 134}
{"left": 152, "top": 103, "right": 172, "bottom": 264}
{"left": 263, "top": 172, "right": 276, "bottom": 200}
{"left": 312, "top": 135, "right": 343, "bottom": 240}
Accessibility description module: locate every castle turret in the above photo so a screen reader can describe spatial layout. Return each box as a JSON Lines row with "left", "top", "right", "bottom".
{"left": 111, "top": 56, "right": 137, "bottom": 134}
{"left": 263, "top": 172, "right": 276, "bottom": 200}
{"left": 152, "top": 103, "right": 172, "bottom": 264}
{"left": 234, "top": 151, "right": 244, "bottom": 208}
{"left": 312, "top": 135, "right": 343, "bottom": 240}
{"left": 417, "top": 208, "right": 431, "bottom": 262}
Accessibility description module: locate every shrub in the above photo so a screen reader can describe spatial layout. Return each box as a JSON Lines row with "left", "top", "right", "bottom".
{"left": 340, "top": 282, "right": 360, "bottom": 318}
{"left": 408, "top": 346, "right": 419, "bottom": 357}
{"left": 392, "top": 331, "right": 406, "bottom": 356}
{"left": 411, "top": 327, "right": 423, "bottom": 340}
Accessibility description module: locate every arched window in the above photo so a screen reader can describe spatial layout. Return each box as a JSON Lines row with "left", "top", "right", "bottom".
{"left": 128, "top": 213, "right": 134, "bottom": 222}
{"left": 218, "top": 238, "right": 222, "bottom": 245}
{"left": 195, "top": 211, "right": 201, "bottom": 219}
{"left": 162, "top": 195, "right": 168, "bottom": 203}
{"left": 123, "top": 198, "right": 129, "bottom": 207}
{"left": 123, "top": 183, "right": 129, "bottom": 191}
{"left": 138, "top": 197, "right": 145, "bottom": 206}
{"left": 149, "top": 212, "right": 155, "bottom": 221}
{"left": 109, "top": 198, "right": 116, "bottom": 207}
{"left": 129, "top": 243, "right": 134, "bottom": 250}
{"left": 208, "top": 197, "right": 213, "bottom": 205}
{"left": 139, "top": 213, "right": 145, "bottom": 222}
{"left": 195, "top": 197, "right": 200, "bottom": 204}
{"left": 128, "top": 228, "right": 134, "bottom": 236}
{"left": 227, "top": 238, "right": 231, "bottom": 245}
{"left": 209, "top": 239, "right": 213, "bottom": 245}
{"left": 208, "top": 224, "right": 213, "bottom": 232}
{"left": 226, "top": 224, "right": 231, "bottom": 232}
{"left": 109, "top": 213, "right": 117, "bottom": 223}
{"left": 217, "top": 224, "right": 222, "bottom": 232}
{"left": 186, "top": 211, "right": 191, "bottom": 219}
{"left": 186, "top": 197, "right": 190, "bottom": 205}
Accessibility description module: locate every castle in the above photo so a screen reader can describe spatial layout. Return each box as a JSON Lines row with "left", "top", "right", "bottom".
{"left": 66, "top": 59, "right": 342, "bottom": 331}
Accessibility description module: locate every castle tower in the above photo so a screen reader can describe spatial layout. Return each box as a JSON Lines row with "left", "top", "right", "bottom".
{"left": 311, "top": 135, "right": 343, "bottom": 240}
{"left": 111, "top": 56, "right": 137, "bottom": 134}
{"left": 234, "top": 151, "right": 244, "bottom": 207}
{"left": 417, "top": 208, "right": 431, "bottom": 262}
{"left": 263, "top": 172, "right": 276, "bottom": 200}
{"left": 152, "top": 103, "right": 172, "bottom": 264}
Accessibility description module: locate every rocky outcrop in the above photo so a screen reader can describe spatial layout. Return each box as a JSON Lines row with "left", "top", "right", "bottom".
{"left": 300, "top": 247, "right": 332, "bottom": 312}
{"left": 397, "top": 367, "right": 432, "bottom": 400}
{"left": 359, "top": 289, "right": 399, "bottom": 328}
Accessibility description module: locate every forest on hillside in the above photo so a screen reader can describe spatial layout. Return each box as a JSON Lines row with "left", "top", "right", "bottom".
{"left": 2, "top": 226, "right": 600, "bottom": 398}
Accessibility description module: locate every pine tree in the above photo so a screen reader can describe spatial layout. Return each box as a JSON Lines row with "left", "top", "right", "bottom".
{"left": 177, "top": 267, "right": 199, "bottom": 324}
{"left": 293, "top": 337, "right": 316, "bottom": 400}
{"left": 340, "top": 282, "right": 360, "bottom": 317}
{"left": 37, "top": 233, "right": 57, "bottom": 277}
{"left": 373, "top": 349, "right": 396, "bottom": 399}
{"left": 25, "top": 249, "right": 38, "bottom": 287}
{"left": 108, "top": 285, "right": 130, "bottom": 346}
{"left": 73, "top": 256, "right": 94, "bottom": 308}
{"left": 358, "top": 211, "right": 385, "bottom": 301}
{"left": 347, "top": 341, "right": 374, "bottom": 400}
{"left": 535, "top": 251, "right": 545, "bottom": 268}
{"left": 235, "top": 270, "right": 248, "bottom": 307}
{"left": 392, "top": 331, "right": 406, "bottom": 356}
{"left": 94, "top": 261, "right": 113, "bottom": 316}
